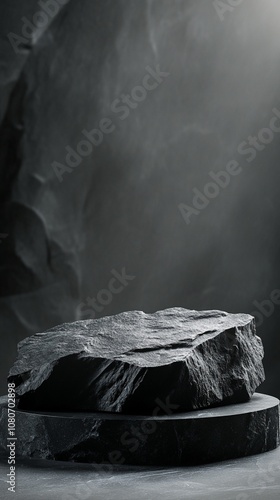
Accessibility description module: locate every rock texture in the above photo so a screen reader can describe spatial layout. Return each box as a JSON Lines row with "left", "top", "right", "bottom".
{"left": 9, "top": 308, "right": 265, "bottom": 413}
{"left": 1, "top": 0, "right": 280, "bottom": 404}
{"left": 0, "top": 394, "right": 278, "bottom": 465}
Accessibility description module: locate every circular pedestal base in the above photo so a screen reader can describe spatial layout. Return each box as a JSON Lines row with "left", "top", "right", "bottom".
{"left": 0, "top": 393, "right": 279, "bottom": 466}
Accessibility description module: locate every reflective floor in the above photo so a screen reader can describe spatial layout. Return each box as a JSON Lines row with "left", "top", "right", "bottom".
{"left": 0, "top": 445, "right": 280, "bottom": 500}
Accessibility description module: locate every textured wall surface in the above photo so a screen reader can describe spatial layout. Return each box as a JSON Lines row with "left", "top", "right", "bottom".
{"left": 0, "top": 0, "right": 280, "bottom": 397}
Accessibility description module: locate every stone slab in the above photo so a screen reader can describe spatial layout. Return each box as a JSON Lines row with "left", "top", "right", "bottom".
{"left": 8, "top": 308, "right": 265, "bottom": 414}
{"left": 0, "top": 393, "right": 278, "bottom": 466}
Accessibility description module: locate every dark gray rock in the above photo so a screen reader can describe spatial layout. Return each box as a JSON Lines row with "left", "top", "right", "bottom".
{"left": 0, "top": 394, "right": 278, "bottom": 465}
{"left": 9, "top": 308, "right": 265, "bottom": 413}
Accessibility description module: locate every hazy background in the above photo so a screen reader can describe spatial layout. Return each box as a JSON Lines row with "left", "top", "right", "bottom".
{"left": 0, "top": 0, "right": 280, "bottom": 398}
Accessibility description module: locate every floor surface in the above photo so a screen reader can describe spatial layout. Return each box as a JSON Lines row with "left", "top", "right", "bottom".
{"left": 1, "top": 445, "right": 280, "bottom": 500}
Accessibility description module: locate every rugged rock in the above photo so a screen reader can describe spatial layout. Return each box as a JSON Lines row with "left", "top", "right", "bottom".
{"left": 0, "top": 394, "right": 278, "bottom": 465}
{"left": 8, "top": 308, "right": 265, "bottom": 413}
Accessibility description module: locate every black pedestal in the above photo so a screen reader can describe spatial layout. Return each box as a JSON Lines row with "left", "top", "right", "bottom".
{"left": 0, "top": 393, "right": 279, "bottom": 466}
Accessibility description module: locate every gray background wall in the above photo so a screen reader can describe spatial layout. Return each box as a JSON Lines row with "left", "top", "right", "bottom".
{"left": 0, "top": 0, "right": 280, "bottom": 399}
